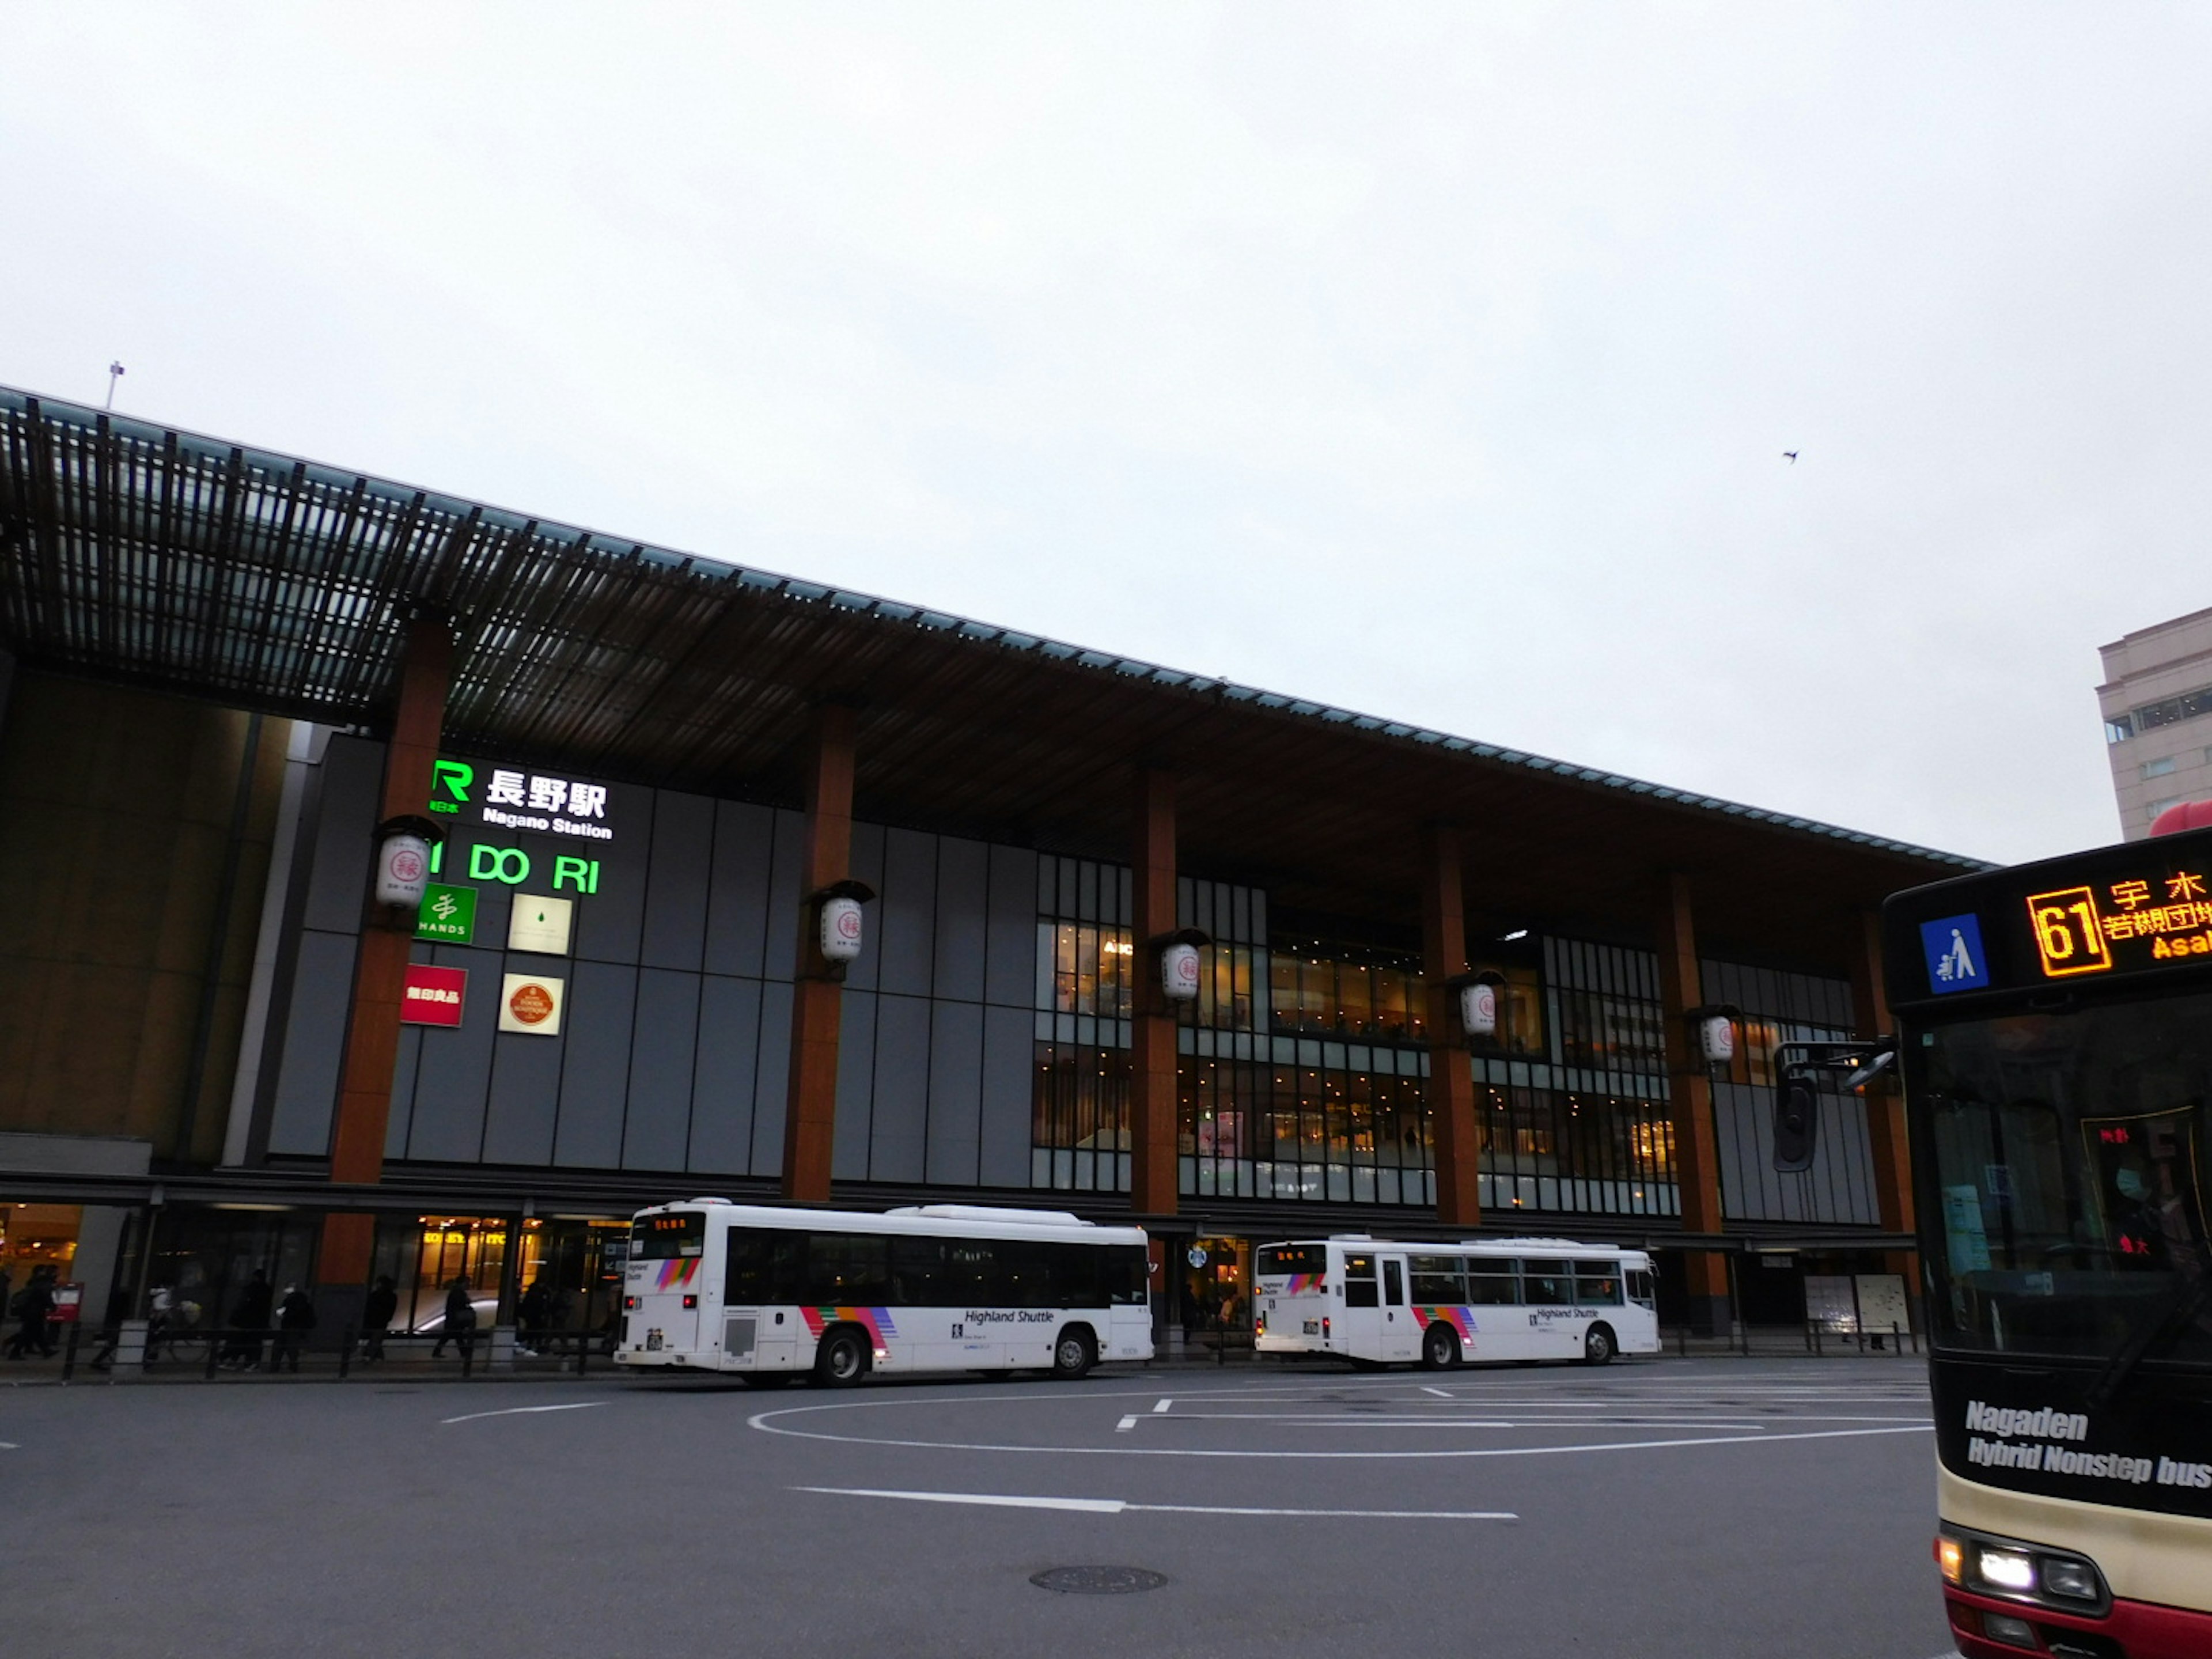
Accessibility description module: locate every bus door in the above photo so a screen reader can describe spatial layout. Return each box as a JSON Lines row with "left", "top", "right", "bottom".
{"left": 1377, "top": 1254, "right": 1419, "bottom": 1362}
{"left": 1338, "top": 1250, "right": 1382, "bottom": 1356}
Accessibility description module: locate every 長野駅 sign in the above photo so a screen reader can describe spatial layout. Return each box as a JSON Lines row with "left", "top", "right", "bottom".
{"left": 429, "top": 758, "right": 614, "bottom": 844}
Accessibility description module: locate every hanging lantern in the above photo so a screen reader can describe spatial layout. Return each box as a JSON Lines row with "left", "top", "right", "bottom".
{"left": 1700, "top": 1013, "right": 1737, "bottom": 1065}
{"left": 373, "top": 816, "right": 442, "bottom": 908}
{"left": 1160, "top": 941, "right": 1202, "bottom": 1002}
{"left": 1460, "top": 979, "right": 1498, "bottom": 1039}
{"left": 820, "top": 895, "right": 865, "bottom": 963}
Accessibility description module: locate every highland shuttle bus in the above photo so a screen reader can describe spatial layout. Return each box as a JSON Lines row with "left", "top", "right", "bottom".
{"left": 614, "top": 1200, "right": 1152, "bottom": 1385}
{"left": 1252, "top": 1236, "right": 1659, "bottom": 1368}
{"left": 1859, "top": 821, "right": 2212, "bottom": 1657}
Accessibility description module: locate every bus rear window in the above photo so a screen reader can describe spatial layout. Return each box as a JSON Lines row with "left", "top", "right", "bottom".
{"left": 1257, "top": 1245, "right": 1325, "bottom": 1278}
{"left": 632, "top": 1212, "right": 704, "bottom": 1259}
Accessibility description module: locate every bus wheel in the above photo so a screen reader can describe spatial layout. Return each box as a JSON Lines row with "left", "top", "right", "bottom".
{"left": 1582, "top": 1323, "right": 1616, "bottom": 1366}
{"left": 813, "top": 1328, "right": 869, "bottom": 1388}
{"left": 1421, "top": 1325, "right": 1460, "bottom": 1370}
{"left": 1051, "top": 1327, "right": 1096, "bottom": 1380}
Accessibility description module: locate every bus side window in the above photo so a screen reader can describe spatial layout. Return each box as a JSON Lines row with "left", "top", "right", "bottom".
{"left": 805, "top": 1233, "right": 892, "bottom": 1305}
{"left": 1627, "top": 1270, "right": 1656, "bottom": 1309}
{"left": 1574, "top": 1267, "right": 1623, "bottom": 1306}
{"left": 1343, "top": 1253, "right": 1380, "bottom": 1308}
{"left": 891, "top": 1237, "right": 945, "bottom": 1305}
{"left": 726, "top": 1229, "right": 802, "bottom": 1305}
{"left": 1467, "top": 1262, "right": 1518, "bottom": 1305}
{"left": 1521, "top": 1259, "right": 1573, "bottom": 1305}
{"left": 1410, "top": 1256, "right": 1465, "bottom": 1304}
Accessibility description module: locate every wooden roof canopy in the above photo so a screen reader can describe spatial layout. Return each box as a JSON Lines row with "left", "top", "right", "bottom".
{"left": 0, "top": 387, "right": 1985, "bottom": 972}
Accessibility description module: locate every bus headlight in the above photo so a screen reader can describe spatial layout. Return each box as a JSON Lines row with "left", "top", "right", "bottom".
{"left": 1976, "top": 1549, "right": 2035, "bottom": 1593}
{"left": 2040, "top": 1558, "right": 2099, "bottom": 1603}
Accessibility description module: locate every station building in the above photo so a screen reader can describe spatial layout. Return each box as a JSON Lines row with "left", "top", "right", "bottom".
{"left": 0, "top": 387, "right": 1977, "bottom": 1346}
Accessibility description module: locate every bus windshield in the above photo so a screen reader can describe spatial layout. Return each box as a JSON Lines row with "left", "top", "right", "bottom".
{"left": 1914, "top": 987, "right": 2212, "bottom": 1368}
{"left": 631, "top": 1211, "right": 704, "bottom": 1260}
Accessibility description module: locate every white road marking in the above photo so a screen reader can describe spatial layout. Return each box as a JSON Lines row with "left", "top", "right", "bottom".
{"left": 1153, "top": 1398, "right": 1173, "bottom": 1413}
{"left": 441, "top": 1402, "right": 608, "bottom": 1426}
{"left": 797, "top": 1487, "right": 1517, "bottom": 1520}
{"left": 1421, "top": 1385, "right": 1453, "bottom": 1399}
{"left": 0, "top": 1441, "right": 17, "bottom": 1450}
{"left": 1153, "top": 1415, "right": 1769, "bottom": 1431}
{"left": 1115, "top": 1415, "right": 1139, "bottom": 1432}
{"left": 749, "top": 1399, "right": 1936, "bottom": 1460}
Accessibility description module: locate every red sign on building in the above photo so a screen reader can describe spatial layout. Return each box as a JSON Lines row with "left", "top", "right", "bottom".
{"left": 401, "top": 964, "right": 468, "bottom": 1027}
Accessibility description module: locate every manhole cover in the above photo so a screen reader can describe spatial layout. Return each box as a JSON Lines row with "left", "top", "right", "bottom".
{"left": 1029, "top": 1566, "right": 1169, "bottom": 1595}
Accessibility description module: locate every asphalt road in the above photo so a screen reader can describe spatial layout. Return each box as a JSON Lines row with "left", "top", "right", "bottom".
{"left": 1, "top": 1355, "right": 1953, "bottom": 1658}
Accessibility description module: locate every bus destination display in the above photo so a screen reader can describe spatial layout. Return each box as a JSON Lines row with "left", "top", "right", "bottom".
{"left": 1885, "top": 824, "right": 2212, "bottom": 1006}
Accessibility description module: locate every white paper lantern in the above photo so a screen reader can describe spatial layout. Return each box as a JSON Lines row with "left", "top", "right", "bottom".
{"left": 820, "top": 895, "right": 865, "bottom": 963}
{"left": 374, "top": 832, "right": 431, "bottom": 908}
{"left": 1460, "top": 980, "right": 1498, "bottom": 1039}
{"left": 1160, "top": 940, "right": 1202, "bottom": 1002}
{"left": 1699, "top": 1014, "right": 1737, "bottom": 1065}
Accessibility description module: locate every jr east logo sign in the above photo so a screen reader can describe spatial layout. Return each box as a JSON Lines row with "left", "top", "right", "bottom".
{"left": 430, "top": 758, "right": 614, "bottom": 843}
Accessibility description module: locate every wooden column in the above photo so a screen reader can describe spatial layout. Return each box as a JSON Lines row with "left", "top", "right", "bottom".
{"left": 1849, "top": 908, "right": 1919, "bottom": 1279}
{"left": 1130, "top": 769, "right": 1180, "bottom": 1217}
{"left": 1653, "top": 871, "right": 1732, "bottom": 1336}
{"left": 319, "top": 612, "right": 456, "bottom": 1287}
{"left": 781, "top": 705, "right": 858, "bottom": 1204}
{"left": 1420, "top": 824, "right": 1482, "bottom": 1228}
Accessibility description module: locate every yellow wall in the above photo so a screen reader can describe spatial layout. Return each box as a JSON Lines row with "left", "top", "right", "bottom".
{"left": 0, "top": 672, "right": 286, "bottom": 1162}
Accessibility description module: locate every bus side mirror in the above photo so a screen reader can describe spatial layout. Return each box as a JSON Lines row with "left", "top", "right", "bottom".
{"left": 1774, "top": 1070, "right": 1820, "bottom": 1173}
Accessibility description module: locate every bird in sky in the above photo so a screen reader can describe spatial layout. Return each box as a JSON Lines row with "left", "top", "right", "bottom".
{"left": 1782, "top": 450, "right": 1798, "bottom": 463}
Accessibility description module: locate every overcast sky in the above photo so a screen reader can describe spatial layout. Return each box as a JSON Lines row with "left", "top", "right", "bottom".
{"left": 6, "top": 6, "right": 2209, "bottom": 866}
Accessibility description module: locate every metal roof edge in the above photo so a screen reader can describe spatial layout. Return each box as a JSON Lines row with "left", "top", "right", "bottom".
{"left": 2, "top": 385, "right": 1994, "bottom": 875}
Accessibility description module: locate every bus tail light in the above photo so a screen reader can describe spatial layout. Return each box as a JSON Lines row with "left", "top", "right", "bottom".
{"left": 624, "top": 1295, "right": 639, "bottom": 1310}
{"left": 682, "top": 1294, "right": 698, "bottom": 1309}
{"left": 1255, "top": 1310, "right": 1266, "bottom": 1336}
{"left": 1321, "top": 1317, "right": 1331, "bottom": 1340}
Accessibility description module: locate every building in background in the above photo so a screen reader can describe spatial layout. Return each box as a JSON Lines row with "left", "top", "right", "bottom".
{"left": 0, "top": 387, "right": 1978, "bottom": 1347}
{"left": 2098, "top": 607, "right": 2212, "bottom": 839}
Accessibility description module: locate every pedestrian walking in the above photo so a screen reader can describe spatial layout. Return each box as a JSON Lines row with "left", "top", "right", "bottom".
{"left": 431, "top": 1276, "right": 476, "bottom": 1361}
{"left": 3, "top": 1267, "right": 57, "bottom": 1359}
{"left": 222, "top": 1268, "right": 274, "bottom": 1370}
{"left": 518, "top": 1275, "right": 552, "bottom": 1356}
{"left": 360, "top": 1274, "right": 398, "bottom": 1363}
{"left": 272, "top": 1284, "right": 316, "bottom": 1373}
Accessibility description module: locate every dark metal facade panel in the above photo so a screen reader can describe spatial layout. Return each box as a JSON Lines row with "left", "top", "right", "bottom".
{"left": 832, "top": 987, "right": 876, "bottom": 1183}
{"left": 761, "top": 812, "right": 803, "bottom": 983}
{"left": 931, "top": 836, "right": 989, "bottom": 1003}
{"left": 403, "top": 942, "right": 501, "bottom": 1164}
{"left": 983, "top": 845, "right": 1039, "bottom": 1009}
{"left": 573, "top": 779, "right": 654, "bottom": 964}
{"left": 868, "top": 993, "right": 932, "bottom": 1184}
{"left": 639, "top": 789, "right": 713, "bottom": 971}
{"left": 300, "top": 737, "right": 379, "bottom": 935}
{"left": 978, "top": 1003, "right": 1035, "bottom": 1188}
{"left": 687, "top": 975, "right": 763, "bottom": 1177}
{"left": 703, "top": 800, "right": 775, "bottom": 980}
{"left": 877, "top": 827, "right": 938, "bottom": 996}
{"left": 481, "top": 1018, "right": 565, "bottom": 1168}
{"left": 748, "top": 979, "right": 793, "bottom": 1173}
{"left": 622, "top": 967, "right": 699, "bottom": 1173}
{"left": 923, "top": 1000, "right": 984, "bottom": 1187}
{"left": 552, "top": 961, "right": 635, "bottom": 1169}
{"left": 267, "top": 929, "right": 355, "bottom": 1156}
{"left": 384, "top": 1024, "right": 422, "bottom": 1160}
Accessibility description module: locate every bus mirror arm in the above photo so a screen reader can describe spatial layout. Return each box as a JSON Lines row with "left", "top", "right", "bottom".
{"left": 1841, "top": 1049, "right": 1895, "bottom": 1092}
{"left": 1774, "top": 1038, "right": 1895, "bottom": 1089}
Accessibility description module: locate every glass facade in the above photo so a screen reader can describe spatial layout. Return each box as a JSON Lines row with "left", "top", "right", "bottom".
{"left": 1022, "top": 859, "right": 1866, "bottom": 1219}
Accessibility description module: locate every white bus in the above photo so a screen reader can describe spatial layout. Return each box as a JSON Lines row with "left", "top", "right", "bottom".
{"left": 1253, "top": 1235, "right": 1660, "bottom": 1369}
{"left": 613, "top": 1200, "right": 1152, "bottom": 1386}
